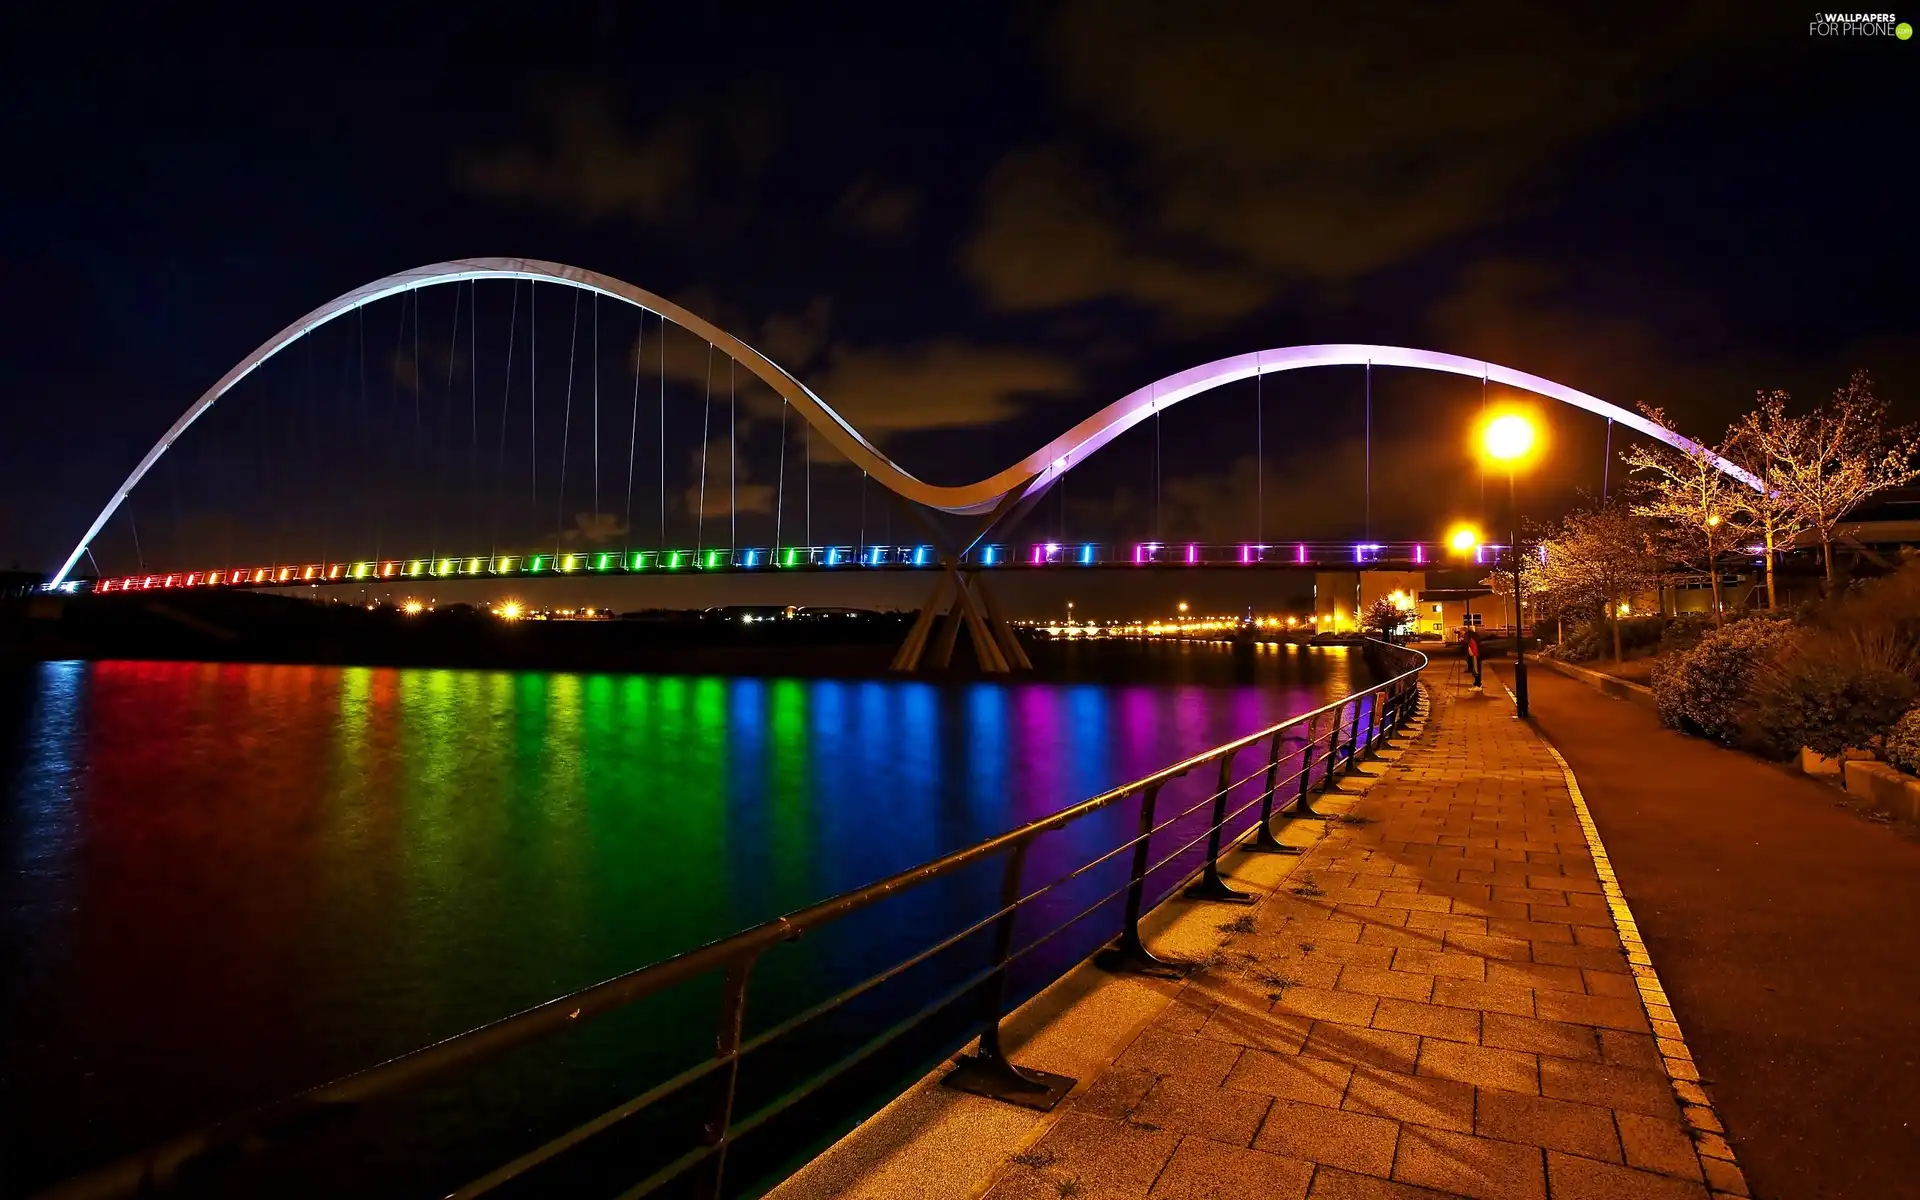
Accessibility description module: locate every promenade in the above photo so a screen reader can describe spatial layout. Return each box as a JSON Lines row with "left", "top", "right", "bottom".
{"left": 1504, "top": 661, "right": 1920, "bottom": 1200}
{"left": 779, "top": 659, "right": 1742, "bottom": 1200}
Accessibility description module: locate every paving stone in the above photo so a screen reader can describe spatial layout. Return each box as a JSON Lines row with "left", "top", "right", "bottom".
{"left": 994, "top": 1112, "right": 1180, "bottom": 1198}
{"left": 1480, "top": 1012, "right": 1600, "bottom": 1060}
{"left": 1616, "top": 1112, "right": 1705, "bottom": 1181}
{"left": 1199, "top": 1005, "right": 1314, "bottom": 1055}
{"left": 1546, "top": 1150, "right": 1712, "bottom": 1200}
{"left": 1531, "top": 941, "right": 1632, "bottom": 972}
{"left": 1391, "top": 1124, "right": 1546, "bottom": 1200}
{"left": 1539, "top": 1058, "right": 1678, "bottom": 1118}
{"left": 1431, "top": 977, "right": 1536, "bottom": 1017}
{"left": 1582, "top": 970, "right": 1640, "bottom": 999}
{"left": 1117, "top": 1029, "right": 1245, "bottom": 1087}
{"left": 1485, "top": 960, "right": 1587, "bottom": 994}
{"left": 1371, "top": 997, "right": 1481, "bottom": 1043}
{"left": 1254, "top": 1100, "right": 1400, "bottom": 1178}
{"left": 1337, "top": 965, "right": 1436, "bottom": 1002}
{"left": 1701, "top": 1156, "right": 1749, "bottom": 1196}
{"left": 1070, "top": 1064, "right": 1160, "bottom": 1119}
{"left": 1444, "top": 932, "right": 1533, "bottom": 962}
{"left": 1306, "top": 1166, "right": 1460, "bottom": 1199}
{"left": 1301, "top": 1022, "right": 1422, "bottom": 1073}
{"left": 1389, "top": 947, "right": 1487, "bottom": 980}
{"left": 1342, "top": 1065, "right": 1476, "bottom": 1133}
{"left": 1273, "top": 984, "right": 1381, "bottom": 1027}
{"left": 1415, "top": 1039, "right": 1540, "bottom": 1094}
{"left": 1130, "top": 1075, "right": 1274, "bottom": 1146}
{"left": 1475, "top": 1089, "right": 1621, "bottom": 1161}
{"left": 1535, "top": 990, "right": 1652, "bottom": 1033}
{"left": 1148, "top": 1138, "right": 1314, "bottom": 1200}
{"left": 1223, "top": 1047, "right": 1352, "bottom": 1106}
{"left": 1598, "top": 1029, "right": 1664, "bottom": 1072}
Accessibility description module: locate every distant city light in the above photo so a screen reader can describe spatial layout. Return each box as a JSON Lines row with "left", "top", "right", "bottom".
{"left": 402, "top": 599, "right": 424, "bottom": 615}
{"left": 496, "top": 600, "right": 524, "bottom": 621}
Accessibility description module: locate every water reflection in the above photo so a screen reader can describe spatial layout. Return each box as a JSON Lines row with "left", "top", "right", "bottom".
{"left": 0, "top": 644, "right": 1362, "bottom": 1188}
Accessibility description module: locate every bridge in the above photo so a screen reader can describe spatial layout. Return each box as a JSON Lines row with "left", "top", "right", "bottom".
{"left": 46, "top": 257, "right": 1757, "bottom": 671}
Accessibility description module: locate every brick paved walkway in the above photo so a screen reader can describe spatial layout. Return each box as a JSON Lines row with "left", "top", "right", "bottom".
{"left": 979, "top": 670, "right": 1735, "bottom": 1200}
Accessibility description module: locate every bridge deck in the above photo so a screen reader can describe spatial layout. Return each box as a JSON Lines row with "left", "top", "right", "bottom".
{"left": 73, "top": 541, "right": 1508, "bottom": 594}
{"left": 772, "top": 664, "right": 1738, "bottom": 1200}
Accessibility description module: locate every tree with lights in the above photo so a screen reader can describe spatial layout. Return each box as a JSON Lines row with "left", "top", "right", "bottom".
{"left": 1725, "top": 392, "right": 1812, "bottom": 609}
{"left": 1731, "top": 372, "right": 1919, "bottom": 587}
{"left": 1537, "top": 502, "right": 1665, "bottom": 662}
{"left": 1361, "top": 595, "right": 1412, "bottom": 641}
{"left": 1624, "top": 406, "right": 1750, "bottom": 627}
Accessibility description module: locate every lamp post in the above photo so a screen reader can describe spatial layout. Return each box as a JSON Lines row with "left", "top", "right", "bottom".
{"left": 1447, "top": 524, "right": 1482, "bottom": 687}
{"left": 1481, "top": 414, "right": 1538, "bottom": 718}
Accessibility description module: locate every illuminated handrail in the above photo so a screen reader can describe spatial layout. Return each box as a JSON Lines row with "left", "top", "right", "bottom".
{"left": 73, "top": 541, "right": 1513, "bottom": 594}
{"left": 39, "top": 641, "right": 1428, "bottom": 1200}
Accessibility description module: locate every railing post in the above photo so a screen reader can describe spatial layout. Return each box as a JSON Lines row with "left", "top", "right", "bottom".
{"left": 1321, "top": 702, "right": 1347, "bottom": 791}
{"left": 1253, "top": 729, "right": 1302, "bottom": 853}
{"left": 1343, "top": 699, "right": 1365, "bottom": 773}
{"left": 1096, "top": 784, "right": 1184, "bottom": 976}
{"left": 1184, "top": 749, "right": 1255, "bottom": 904}
{"left": 695, "top": 954, "right": 757, "bottom": 1200}
{"left": 1293, "top": 713, "right": 1325, "bottom": 819}
{"left": 942, "top": 840, "right": 1075, "bottom": 1110}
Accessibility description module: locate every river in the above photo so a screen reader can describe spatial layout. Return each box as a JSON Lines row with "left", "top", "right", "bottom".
{"left": 1, "top": 642, "right": 1372, "bottom": 1195}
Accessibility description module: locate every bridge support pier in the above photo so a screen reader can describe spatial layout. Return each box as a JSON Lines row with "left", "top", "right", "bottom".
{"left": 892, "top": 566, "right": 1024, "bottom": 674}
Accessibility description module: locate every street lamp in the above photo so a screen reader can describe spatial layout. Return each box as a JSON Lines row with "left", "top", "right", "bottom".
{"left": 1447, "top": 524, "right": 1483, "bottom": 687}
{"left": 1480, "top": 413, "right": 1539, "bottom": 717}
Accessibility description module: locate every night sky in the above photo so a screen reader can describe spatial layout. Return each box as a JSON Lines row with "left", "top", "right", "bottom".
{"left": 2, "top": 3, "right": 1914, "bottom": 613}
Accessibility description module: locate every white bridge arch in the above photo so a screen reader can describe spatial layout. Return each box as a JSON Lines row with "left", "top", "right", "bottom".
{"left": 50, "top": 257, "right": 1757, "bottom": 586}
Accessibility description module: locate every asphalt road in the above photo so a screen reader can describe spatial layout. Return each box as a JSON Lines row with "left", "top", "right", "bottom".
{"left": 1493, "top": 662, "right": 1920, "bottom": 1200}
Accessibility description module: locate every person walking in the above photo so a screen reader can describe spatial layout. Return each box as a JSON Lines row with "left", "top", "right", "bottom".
{"left": 1465, "top": 626, "right": 1483, "bottom": 688}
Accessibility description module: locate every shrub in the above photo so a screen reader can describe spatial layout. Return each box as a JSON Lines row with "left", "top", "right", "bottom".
{"left": 1656, "top": 613, "right": 1717, "bottom": 657}
{"left": 1652, "top": 619, "right": 1796, "bottom": 742}
{"left": 1557, "top": 614, "right": 1666, "bottom": 662}
{"left": 1885, "top": 707, "right": 1920, "bottom": 775}
{"left": 1742, "top": 659, "right": 1916, "bottom": 759}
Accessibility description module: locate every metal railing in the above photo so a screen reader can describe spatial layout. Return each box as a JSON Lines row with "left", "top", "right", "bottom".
{"left": 42, "top": 641, "right": 1428, "bottom": 1200}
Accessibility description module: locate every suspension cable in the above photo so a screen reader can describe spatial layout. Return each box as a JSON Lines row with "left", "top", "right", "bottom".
{"left": 1256, "top": 368, "right": 1264, "bottom": 545}
{"left": 1365, "top": 359, "right": 1372, "bottom": 541}
{"left": 556, "top": 290, "right": 580, "bottom": 557}
{"left": 858, "top": 470, "right": 867, "bottom": 557}
{"left": 775, "top": 399, "right": 788, "bottom": 551}
{"left": 435, "top": 279, "right": 462, "bottom": 561}
{"left": 491, "top": 282, "right": 520, "bottom": 561}
{"left": 1602, "top": 418, "right": 1613, "bottom": 502}
{"left": 592, "top": 294, "right": 600, "bottom": 523}
{"left": 529, "top": 283, "right": 537, "bottom": 547}
{"left": 659, "top": 318, "right": 667, "bottom": 550}
{"left": 1154, "top": 398, "right": 1162, "bottom": 543}
{"left": 729, "top": 357, "right": 737, "bottom": 554}
{"left": 805, "top": 420, "right": 812, "bottom": 548}
{"left": 625, "top": 310, "right": 643, "bottom": 561}
{"left": 697, "top": 342, "right": 713, "bottom": 555}
{"left": 469, "top": 281, "right": 478, "bottom": 555}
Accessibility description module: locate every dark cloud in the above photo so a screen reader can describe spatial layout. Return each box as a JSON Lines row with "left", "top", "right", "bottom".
{"left": 457, "top": 83, "right": 780, "bottom": 225}
{"left": 807, "top": 339, "right": 1080, "bottom": 440}
{"left": 963, "top": 147, "right": 1269, "bottom": 327}
{"left": 683, "top": 443, "right": 774, "bottom": 520}
{"left": 834, "top": 177, "right": 920, "bottom": 239}
{"left": 965, "top": 2, "right": 1738, "bottom": 324}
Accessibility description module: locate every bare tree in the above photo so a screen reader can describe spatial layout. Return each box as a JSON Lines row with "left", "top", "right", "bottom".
{"left": 1734, "top": 371, "right": 1920, "bottom": 586}
{"left": 1624, "top": 406, "right": 1750, "bottom": 627}
{"left": 1538, "top": 502, "right": 1665, "bottom": 662}
{"left": 1727, "top": 391, "right": 1812, "bottom": 609}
